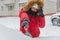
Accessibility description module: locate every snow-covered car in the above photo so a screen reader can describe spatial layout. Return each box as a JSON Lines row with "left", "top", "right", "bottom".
{"left": 51, "top": 13, "right": 60, "bottom": 26}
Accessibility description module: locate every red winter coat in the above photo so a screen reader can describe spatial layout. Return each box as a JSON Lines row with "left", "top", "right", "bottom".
{"left": 19, "top": 8, "right": 45, "bottom": 38}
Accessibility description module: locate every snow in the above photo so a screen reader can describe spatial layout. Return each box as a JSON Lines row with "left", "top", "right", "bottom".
{"left": 0, "top": 16, "right": 60, "bottom": 40}
{"left": 0, "top": 17, "right": 20, "bottom": 30}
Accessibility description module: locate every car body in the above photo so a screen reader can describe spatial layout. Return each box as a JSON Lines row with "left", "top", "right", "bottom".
{"left": 51, "top": 13, "right": 60, "bottom": 26}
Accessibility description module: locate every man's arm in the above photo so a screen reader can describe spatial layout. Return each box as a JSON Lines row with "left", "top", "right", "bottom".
{"left": 37, "top": 0, "right": 44, "bottom": 17}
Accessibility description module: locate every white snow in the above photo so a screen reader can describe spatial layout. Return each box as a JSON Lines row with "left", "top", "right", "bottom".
{"left": 0, "top": 17, "right": 20, "bottom": 30}
{"left": 0, "top": 16, "right": 60, "bottom": 40}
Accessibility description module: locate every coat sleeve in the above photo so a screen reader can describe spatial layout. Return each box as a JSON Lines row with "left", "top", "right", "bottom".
{"left": 19, "top": 8, "right": 30, "bottom": 33}
{"left": 39, "top": 16, "right": 45, "bottom": 28}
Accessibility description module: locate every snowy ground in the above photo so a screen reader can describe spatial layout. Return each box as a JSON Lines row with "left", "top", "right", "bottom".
{"left": 0, "top": 16, "right": 60, "bottom": 40}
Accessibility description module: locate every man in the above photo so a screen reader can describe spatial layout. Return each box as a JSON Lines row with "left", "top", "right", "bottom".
{"left": 19, "top": 0, "right": 45, "bottom": 38}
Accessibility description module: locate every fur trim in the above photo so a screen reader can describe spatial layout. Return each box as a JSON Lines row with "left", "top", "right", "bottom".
{"left": 24, "top": 0, "right": 44, "bottom": 11}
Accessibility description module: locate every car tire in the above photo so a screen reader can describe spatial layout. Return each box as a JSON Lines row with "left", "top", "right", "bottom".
{"left": 52, "top": 18, "right": 58, "bottom": 26}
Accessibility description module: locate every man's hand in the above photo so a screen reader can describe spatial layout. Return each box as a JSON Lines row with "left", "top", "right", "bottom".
{"left": 37, "top": 8, "right": 44, "bottom": 17}
{"left": 22, "top": 18, "right": 30, "bottom": 28}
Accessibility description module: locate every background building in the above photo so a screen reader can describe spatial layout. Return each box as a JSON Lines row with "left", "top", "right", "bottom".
{"left": 0, "top": 0, "right": 19, "bottom": 16}
{"left": 0, "top": 0, "right": 58, "bottom": 16}
{"left": 57, "top": 0, "right": 60, "bottom": 12}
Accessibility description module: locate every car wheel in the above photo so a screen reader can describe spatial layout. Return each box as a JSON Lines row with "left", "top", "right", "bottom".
{"left": 52, "top": 18, "right": 58, "bottom": 26}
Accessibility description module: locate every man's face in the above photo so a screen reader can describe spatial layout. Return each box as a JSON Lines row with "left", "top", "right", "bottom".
{"left": 31, "top": 4, "right": 38, "bottom": 12}
{"left": 31, "top": 7, "right": 38, "bottom": 12}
